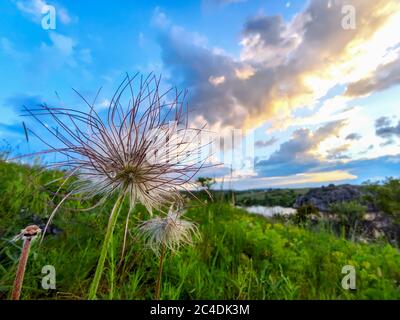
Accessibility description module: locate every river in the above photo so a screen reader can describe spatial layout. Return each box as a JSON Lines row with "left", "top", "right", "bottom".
{"left": 242, "top": 206, "right": 297, "bottom": 218}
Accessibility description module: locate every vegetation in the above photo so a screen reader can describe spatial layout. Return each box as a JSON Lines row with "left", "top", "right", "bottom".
{"left": 365, "top": 178, "right": 400, "bottom": 221}
{"left": 1, "top": 160, "right": 400, "bottom": 299}
{"left": 196, "top": 177, "right": 216, "bottom": 191}
{"left": 235, "top": 188, "right": 305, "bottom": 207}
{"left": 329, "top": 201, "right": 367, "bottom": 241}
{"left": 291, "top": 204, "right": 320, "bottom": 226}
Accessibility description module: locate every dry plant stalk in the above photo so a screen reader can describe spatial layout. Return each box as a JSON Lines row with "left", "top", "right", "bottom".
{"left": 11, "top": 225, "right": 41, "bottom": 300}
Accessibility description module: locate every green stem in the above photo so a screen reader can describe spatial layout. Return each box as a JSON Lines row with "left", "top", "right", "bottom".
{"left": 155, "top": 244, "right": 166, "bottom": 300}
{"left": 89, "top": 193, "right": 125, "bottom": 300}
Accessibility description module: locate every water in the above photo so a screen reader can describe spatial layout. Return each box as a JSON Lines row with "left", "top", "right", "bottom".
{"left": 242, "top": 206, "right": 297, "bottom": 218}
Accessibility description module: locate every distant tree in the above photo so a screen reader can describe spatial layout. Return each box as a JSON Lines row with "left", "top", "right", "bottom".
{"left": 196, "top": 177, "right": 215, "bottom": 191}
{"left": 364, "top": 178, "right": 400, "bottom": 222}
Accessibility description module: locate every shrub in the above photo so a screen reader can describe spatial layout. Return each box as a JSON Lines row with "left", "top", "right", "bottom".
{"left": 291, "top": 204, "right": 319, "bottom": 225}
{"left": 329, "top": 201, "right": 366, "bottom": 239}
{"left": 365, "top": 178, "right": 400, "bottom": 222}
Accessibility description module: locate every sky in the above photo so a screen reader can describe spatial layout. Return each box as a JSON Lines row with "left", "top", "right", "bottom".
{"left": 0, "top": 0, "right": 399, "bottom": 189}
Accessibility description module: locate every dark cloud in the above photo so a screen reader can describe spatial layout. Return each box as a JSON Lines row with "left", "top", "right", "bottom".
{"left": 375, "top": 116, "right": 392, "bottom": 128}
{"left": 375, "top": 116, "right": 400, "bottom": 139}
{"left": 380, "top": 139, "right": 395, "bottom": 147}
{"left": 256, "top": 120, "right": 346, "bottom": 176}
{"left": 243, "top": 15, "right": 288, "bottom": 47}
{"left": 376, "top": 121, "right": 400, "bottom": 138}
{"left": 345, "top": 56, "right": 400, "bottom": 97}
{"left": 255, "top": 137, "right": 278, "bottom": 148}
{"left": 345, "top": 133, "right": 362, "bottom": 141}
{"left": 358, "top": 144, "right": 374, "bottom": 155}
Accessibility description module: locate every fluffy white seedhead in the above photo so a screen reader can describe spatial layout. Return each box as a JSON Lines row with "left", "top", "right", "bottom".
{"left": 22, "top": 74, "right": 210, "bottom": 215}
{"left": 138, "top": 206, "right": 199, "bottom": 255}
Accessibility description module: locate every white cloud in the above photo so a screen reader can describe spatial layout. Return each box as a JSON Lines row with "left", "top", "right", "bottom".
{"left": 48, "top": 32, "right": 76, "bottom": 56}
{"left": 15, "top": 0, "right": 75, "bottom": 25}
{"left": 208, "top": 75, "right": 225, "bottom": 86}
{"left": 96, "top": 98, "right": 111, "bottom": 111}
{"left": 217, "top": 170, "right": 357, "bottom": 190}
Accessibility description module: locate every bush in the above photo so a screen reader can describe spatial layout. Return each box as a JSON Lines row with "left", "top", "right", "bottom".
{"left": 291, "top": 204, "right": 319, "bottom": 225}
{"left": 329, "top": 201, "right": 367, "bottom": 240}
{"left": 365, "top": 178, "right": 400, "bottom": 222}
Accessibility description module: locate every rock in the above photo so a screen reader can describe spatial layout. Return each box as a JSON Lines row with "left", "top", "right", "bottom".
{"left": 294, "top": 184, "right": 364, "bottom": 212}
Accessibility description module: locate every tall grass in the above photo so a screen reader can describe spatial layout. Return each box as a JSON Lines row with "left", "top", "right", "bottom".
{"left": 0, "top": 160, "right": 400, "bottom": 299}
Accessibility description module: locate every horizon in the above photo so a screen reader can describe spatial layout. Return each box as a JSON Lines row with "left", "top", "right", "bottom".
{"left": 0, "top": 0, "right": 399, "bottom": 189}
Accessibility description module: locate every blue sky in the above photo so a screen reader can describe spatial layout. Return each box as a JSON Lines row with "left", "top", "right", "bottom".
{"left": 0, "top": 0, "right": 399, "bottom": 189}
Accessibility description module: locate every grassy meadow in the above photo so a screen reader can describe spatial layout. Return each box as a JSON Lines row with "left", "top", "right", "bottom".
{"left": 0, "top": 159, "right": 399, "bottom": 300}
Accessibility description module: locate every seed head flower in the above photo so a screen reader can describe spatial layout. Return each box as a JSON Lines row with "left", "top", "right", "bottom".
{"left": 138, "top": 206, "right": 199, "bottom": 255}
{"left": 22, "top": 74, "right": 209, "bottom": 221}
{"left": 12, "top": 225, "right": 41, "bottom": 242}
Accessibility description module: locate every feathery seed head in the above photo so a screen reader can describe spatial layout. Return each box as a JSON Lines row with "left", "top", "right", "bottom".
{"left": 138, "top": 206, "right": 199, "bottom": 255}
{"left": 22, "top": 74, "right": 210, "bottom": 214}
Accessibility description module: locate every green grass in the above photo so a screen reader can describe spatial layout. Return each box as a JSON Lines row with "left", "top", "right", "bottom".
{"left": 0, "top": 160, "right": 399, "bottom": 299}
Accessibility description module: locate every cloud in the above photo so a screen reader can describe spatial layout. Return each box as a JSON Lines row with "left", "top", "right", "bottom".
{"left": 375, "top": 116, "right": 392, "bottom": 128}
{"left": 95, "top": 98, "right": 111, "bottom": 111}
{"left": 380, "top": 139, "right": 396, "bottom": 147}
{"left": 243, "top": 15, "right": 289, "bottom": 47}
{"left": 345, "top": 133, "right": 362, "bottom": 141}
{"left": 15, "top": 0, "right": 75, "bottom": 25}
{"left": 1, "top": 38, "right": 26, "bottom": 60}
{"left": 208, "top": 75, "right": 226, "bottom": 86}
{"left": 232, "top": 154, "right": 400, "bottom": 189}
{"left": 375, "top": 116, "right": 400, "bottom": 139}
{"left": 256, "top": 120, "right": 347, "bottom": 176}
{"left": 334, "top": 154, "right": 400, "bottom": 183}
{"left": 219, "top": 170, "right": 357, "bottom": 190}
{"left": 345, "top": 55, "right": 400, "bottom": 97}
{"left": 255, "top": 137, "right": 278, "bottom": 148}
{"left": 326, "top": 144, "right": 351, "bottom": 160}
{"left": 155, "top": 0, "right": 400, "bottom": 131}
{"left": 48, "top": 32, "right": 75, "bottom": 55}
{"left": 20, "top": 32, "right": 92, "bottom": 79}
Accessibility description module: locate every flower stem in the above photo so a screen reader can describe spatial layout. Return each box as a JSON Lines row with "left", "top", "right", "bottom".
{"left": 89, "top": 193, "right": 125, "bottom": 300}
{"left": 11, "top": 239, "right": 31, "bottom": 300}
{"left": 155, "top": 243, "right": 166, "bottom": 300}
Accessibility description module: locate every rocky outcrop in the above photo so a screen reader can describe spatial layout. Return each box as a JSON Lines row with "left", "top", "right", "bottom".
{"left": 294, "top": 184, "right": 365, "bottom": 212}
